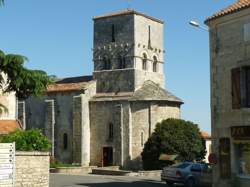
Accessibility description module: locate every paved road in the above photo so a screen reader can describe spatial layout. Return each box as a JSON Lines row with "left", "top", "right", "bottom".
{"left": 50, "top": 173, "right": 166, "bottom": 187}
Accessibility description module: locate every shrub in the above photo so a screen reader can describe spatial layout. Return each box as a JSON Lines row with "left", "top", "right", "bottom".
{"left": 141, "top": 118, "right": 206, "bottom": 170}
{"left": 0, "top": 129, "right": 51, "bottom": 152}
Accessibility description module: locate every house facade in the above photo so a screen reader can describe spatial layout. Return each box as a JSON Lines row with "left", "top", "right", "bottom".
{"left": 206, "top": 0, "right": 250, "bottom": 186}
{"left": 25, "top": 10, "right": 183, "bottom": 169}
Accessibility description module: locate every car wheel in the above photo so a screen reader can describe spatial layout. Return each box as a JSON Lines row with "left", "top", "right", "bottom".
{"left": 166, "top": 181, "right": 173, "bottom": 186}
{"left": 185, "top": 178, "right": 195, "bottom": 187}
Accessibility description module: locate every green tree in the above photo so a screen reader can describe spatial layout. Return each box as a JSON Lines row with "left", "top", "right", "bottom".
{"left": 0, "top": 129, "right": 51, "bottom": 151}
{"left": 141, "top": 118, "right": 206, "bottom": 170}
{"left": 0, "top": 50, "right": 52, "bottom": 99}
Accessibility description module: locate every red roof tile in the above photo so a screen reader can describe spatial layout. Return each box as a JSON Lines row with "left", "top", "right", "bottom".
{"left": 93, "top": 9, "right": 164, "bottom": 24}
{"left": 47, "top": 76, "right": 93, "bottom": 93}
{"left": 0, "top": 120, "right": 21, "bottom": 135}
{"left": 206, "top": 0, "right": 250, "bottom": 23}
{"left": 47, "top": 82, "right": 87, "bottom": 93}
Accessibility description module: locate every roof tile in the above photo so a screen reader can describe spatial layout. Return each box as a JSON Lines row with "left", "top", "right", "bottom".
{"left": 0, "top": 120, "right": 21, "bottom": 135}
{"left": 206, "top": 0, "right": 250, "bottom": 23}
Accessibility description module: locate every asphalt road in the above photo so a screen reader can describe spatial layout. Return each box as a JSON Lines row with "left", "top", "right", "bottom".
{"left": 50, "top": 173, "right": 166, "bottom": 187}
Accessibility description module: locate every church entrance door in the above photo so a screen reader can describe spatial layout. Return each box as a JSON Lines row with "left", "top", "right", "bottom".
{"left": 103, "top": 147, "right": 113, "bottom": 167}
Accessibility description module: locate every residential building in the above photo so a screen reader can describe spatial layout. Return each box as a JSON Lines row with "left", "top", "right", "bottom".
{"left": 206, "top": 0, "right": 250, "bottom": 186}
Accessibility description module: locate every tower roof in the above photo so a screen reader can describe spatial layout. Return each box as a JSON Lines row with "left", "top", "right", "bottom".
{"left": 205, "top": 0, "right": 250, "bottom": 23}
{"left": 130, "top": 80, "right": 183, "bottom": 103}
{"left": 93, "top": 9, "right": 164, "bottom": 24}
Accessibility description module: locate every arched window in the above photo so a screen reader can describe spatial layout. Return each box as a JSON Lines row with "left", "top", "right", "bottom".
{"left": 104, "top": 57, "right": 111, "bottom": 70}
{"left": 118, "top": 56, "right": 126, "bottom": 69}
{"left": 142, "top": 53, "right": 147, "bottom": 70}
{"left": 63, "top": 133, "right": 68, "bottom": 150}
{"left": 141, "top": 132, "right": 144, "bottom": 147}
{"left": 153, "top": 56, "right": 158, "bottom": 72}
{"left": 108, "top": 123, "right": 114, "bottom": 140}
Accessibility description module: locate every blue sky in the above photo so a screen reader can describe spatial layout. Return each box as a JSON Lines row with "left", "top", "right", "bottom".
{"left": 0, "top": 0, "right": 236, "bottom": 132}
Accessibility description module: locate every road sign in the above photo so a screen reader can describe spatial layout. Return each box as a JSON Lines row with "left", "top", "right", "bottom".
{"left": 0, "top": 143, "right": 15, "bottom": 187}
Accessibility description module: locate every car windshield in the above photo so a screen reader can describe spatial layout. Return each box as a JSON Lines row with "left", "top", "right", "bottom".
{"left": 171, "top": 163, "right": 191, "bottom": 169}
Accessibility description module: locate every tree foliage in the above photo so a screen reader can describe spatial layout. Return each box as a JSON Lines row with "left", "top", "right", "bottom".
{"left": 0, "top": 50, "right": 52, "bottom": 99}
{"left": 141, "top": 118, "right": 206, "bottom": 170}
{"left": 0, "top": 129, "right": 51, "bottom": 151}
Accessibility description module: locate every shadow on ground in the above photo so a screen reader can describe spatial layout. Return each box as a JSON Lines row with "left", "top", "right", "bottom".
{"left": 76, "top": 179, "right": 166, "bottom": 187}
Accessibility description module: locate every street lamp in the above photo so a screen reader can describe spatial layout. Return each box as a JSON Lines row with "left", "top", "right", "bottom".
{"left": 189, "top": 20, "right": 208, "bottom": 31}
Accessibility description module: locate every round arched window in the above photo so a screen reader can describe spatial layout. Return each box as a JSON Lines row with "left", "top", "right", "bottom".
{"left": 153, "top": 56, "right": 158, "bottom": 72}
{"left": 142, "top": 53, "right": 147, "bottom": 70}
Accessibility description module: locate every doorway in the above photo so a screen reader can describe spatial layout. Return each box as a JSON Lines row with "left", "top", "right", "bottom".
{"left": 103, "top": 147, "right": 113, "bottom": 167}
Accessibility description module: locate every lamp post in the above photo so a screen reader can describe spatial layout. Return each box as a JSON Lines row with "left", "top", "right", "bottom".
{"left": 189, "top": 20, "right": 208, "bottom": 31}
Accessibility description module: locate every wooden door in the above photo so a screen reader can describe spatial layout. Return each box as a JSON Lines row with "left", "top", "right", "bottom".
{"left": 103, "top": 147, "right": 113, "bottom": 167}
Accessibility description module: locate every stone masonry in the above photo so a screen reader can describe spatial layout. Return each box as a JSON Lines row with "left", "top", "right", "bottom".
{"left": 15, "top": 151, "right": 50, "bottom": 187}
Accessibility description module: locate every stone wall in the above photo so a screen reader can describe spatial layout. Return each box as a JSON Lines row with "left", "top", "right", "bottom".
{"left": 130, "top": 101, "right": 180, "bottom": 169}
{"left": 89, "top": 100, "right": 181, "bottom": 169}
{"left": 89, "top": 101, "right": 125, "bottom": 167}
{"left": 94, "top": 69, "right": 135, "bottom": 93}
{"left": 208, "top": 7, "right": 250, "bottom": 187}
{"left": 15, "top": 151, "right": 50, "bottom": 187}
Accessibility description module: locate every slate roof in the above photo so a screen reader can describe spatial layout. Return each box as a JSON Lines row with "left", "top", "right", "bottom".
{"left": 130, "top": 80, "right": 183, "bottom": 103}
{"left": 91, "top": 80, "right": 183, "bottom": 104}
{"left": 93, "top": 9, "right": 164, "bottom": 24}
{"left": 47, "top": 76, "right": 93, "bottom": 93}
{"left": 206, "top": 0, "right": 250, "bottom": 23}
{"left": 0, "top": 120, "right": 21, "bottom": 135}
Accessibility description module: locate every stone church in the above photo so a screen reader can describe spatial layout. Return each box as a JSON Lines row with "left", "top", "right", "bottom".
{"left": 23, "top": 10, "right": 183, "bottom": 169}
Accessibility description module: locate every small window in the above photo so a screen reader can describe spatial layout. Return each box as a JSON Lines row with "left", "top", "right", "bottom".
{"left": 148, "top": 25, "right": 151, "bottom": 48}
{"left": 63, "top": 133, "right": 68, "bottom": 150}
{"left": 111, "top": 24, "right": 115, "bottom": 42}
{"left": 142, "top": 53, "right": 147, "bottom": 70}
{"left": 108, "top": 123, "right": 114, "bottom": 140}
{"left": 118, "top": 56, "right": 126, "bottom": 69}
{"left": 244, "top": 23, "right": 250, "bottom": 42}
{"left": 141, "top": 132, "right": 144, "bottom": 147}
{"left": 153, "top": 56, "right": 158, "bottom": 72}
{"left": 104, "top": 57, "right": 111, "bottom": 70}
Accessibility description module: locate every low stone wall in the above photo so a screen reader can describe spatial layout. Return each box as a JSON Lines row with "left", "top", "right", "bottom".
{"left": 50, "top": 166, "right": 97, "bottom": 175}
{"left": 15, "top": 151, "right": 50, "bottom": 187}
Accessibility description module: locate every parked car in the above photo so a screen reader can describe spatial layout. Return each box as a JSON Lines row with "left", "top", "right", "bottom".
{"left": 161, "top": 162, "right": 212, "bottom": 187}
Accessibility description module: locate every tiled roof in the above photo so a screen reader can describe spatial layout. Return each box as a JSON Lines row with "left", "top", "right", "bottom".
{"left": 130, "top": 80, "right": 183, "bottom": 103}
{"left": 93, "top": 9, "right": 164, "bottom": 24}
{"left": 0, "top": 120, "right": 21, "bottom": 135}
{"left": 201, "top": 131, "right": 211, "bottom": 139}
{"left": 206, "top": 0, "right": 250, "bottom": 23}
{"left": 47, "top": 76, "right": 93, "bottom": 93}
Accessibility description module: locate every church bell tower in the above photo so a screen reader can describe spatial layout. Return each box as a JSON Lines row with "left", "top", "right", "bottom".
{"left": 93, "top": 10, "right": 165, "bottom": 93}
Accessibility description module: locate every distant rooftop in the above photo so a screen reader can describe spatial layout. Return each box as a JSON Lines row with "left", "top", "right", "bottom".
{"left": 206, "top": 0, "right": 250, "bottom": 23}
{"left": 201, "top": 131, "right": 211, "bottom": 139}
{"left": 93, "top": 9, "right": 164, "bottom": 24}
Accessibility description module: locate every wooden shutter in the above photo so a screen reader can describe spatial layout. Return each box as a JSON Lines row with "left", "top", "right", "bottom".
{"left": 245, "top": 68, "right": 250, "bottom": 107}
{"left": 231, "top": 68, "right": 241, "bottom": 109}
{"left": 219, "top": 138, "right": 231, "bottom": 179}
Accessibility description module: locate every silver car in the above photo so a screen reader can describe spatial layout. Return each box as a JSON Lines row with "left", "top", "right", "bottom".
{"left": 161, "top": 162, "right": 212, "bottom": 187}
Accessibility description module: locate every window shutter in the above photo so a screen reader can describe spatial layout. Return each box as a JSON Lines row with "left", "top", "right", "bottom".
{"left": 246, "top": 68, "right": 250, "bottom": 107}
{"left": 231, "top": 68, "right": 241, "bottom": 109}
